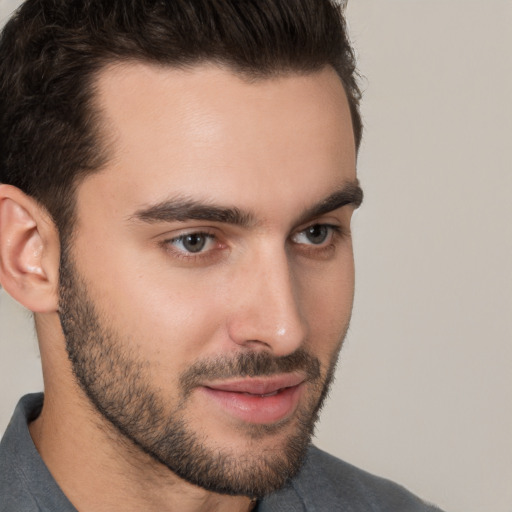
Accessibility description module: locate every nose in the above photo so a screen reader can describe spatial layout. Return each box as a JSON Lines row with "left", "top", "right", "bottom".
{"left": 226, "top": 246, "right": 308, "bottom": 356}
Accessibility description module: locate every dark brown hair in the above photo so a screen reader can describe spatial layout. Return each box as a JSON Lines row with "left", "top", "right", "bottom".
{"left": 0, "top": 0, "right": 362, "bottom": 238}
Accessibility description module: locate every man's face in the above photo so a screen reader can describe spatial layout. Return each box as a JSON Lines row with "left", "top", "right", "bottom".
{"left": 59, "top": 63, "right": 359, "bottom": 497}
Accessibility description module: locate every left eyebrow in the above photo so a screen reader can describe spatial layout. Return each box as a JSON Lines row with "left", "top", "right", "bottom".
{"left": 295, "top": 181, "right": 363, "bottom": 225}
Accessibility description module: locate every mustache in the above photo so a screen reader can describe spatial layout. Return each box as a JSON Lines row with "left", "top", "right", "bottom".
{"left": 180, "top": 348, "right": 321, "bottom": 395}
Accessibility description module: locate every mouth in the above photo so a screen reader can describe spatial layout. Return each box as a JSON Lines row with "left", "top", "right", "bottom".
{"left": 199, "top": 374, "right": 306, "bottom": 425}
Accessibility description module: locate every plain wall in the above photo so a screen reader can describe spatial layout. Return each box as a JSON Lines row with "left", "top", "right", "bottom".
{"left": 1, "top": 1, "right": 511, "bottom": 511}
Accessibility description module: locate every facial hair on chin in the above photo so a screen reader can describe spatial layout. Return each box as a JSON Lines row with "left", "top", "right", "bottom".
{"left": 57, "top": 247, "right": 342, "bottom": 498}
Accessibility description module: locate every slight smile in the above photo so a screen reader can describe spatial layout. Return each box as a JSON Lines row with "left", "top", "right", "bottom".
{"left": 200, "top": 374, "right": 306, "bottom": 424}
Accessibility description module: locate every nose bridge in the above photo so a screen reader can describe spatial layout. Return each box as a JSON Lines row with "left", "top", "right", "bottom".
{"left": 228, "top": 243, "right": 307, "bottom": 355}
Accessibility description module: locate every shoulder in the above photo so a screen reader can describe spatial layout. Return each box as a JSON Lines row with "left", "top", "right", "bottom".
{"left": 259, "top": 445, "right": 444, "bottom": 512}
{"left": 0, "top": 394, "right": 76, "bottom": 512}
{"left": 0, "top": 395, "right": 41, "bottom": 512}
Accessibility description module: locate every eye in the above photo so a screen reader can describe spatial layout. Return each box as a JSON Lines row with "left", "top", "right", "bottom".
{"left": 168, "top": 232, "right": 216, "bottom": 254}
{"left": 291, "top": 224, "right": 337, "bottom": 246}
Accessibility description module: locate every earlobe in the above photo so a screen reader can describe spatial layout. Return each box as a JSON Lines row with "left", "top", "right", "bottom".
{"left": 0, "top": 185, "right": 60, "bottom": 313}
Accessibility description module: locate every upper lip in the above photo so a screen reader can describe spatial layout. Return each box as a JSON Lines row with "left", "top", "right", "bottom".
{"left": 204, "top": 373, "right": 306, "bottom": 395}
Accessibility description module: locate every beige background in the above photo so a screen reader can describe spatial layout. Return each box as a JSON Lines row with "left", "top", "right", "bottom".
{"left": 1, "top": 1, "right": 511, "bottom": 511}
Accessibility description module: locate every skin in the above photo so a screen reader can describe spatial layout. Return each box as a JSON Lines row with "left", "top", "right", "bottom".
{"left": 0, "top": 63, "right": 359, "bottom": 512}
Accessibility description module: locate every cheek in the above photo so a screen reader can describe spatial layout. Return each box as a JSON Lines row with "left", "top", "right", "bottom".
{"left": 75, "top": 245, "right": 228, "bottom": 373}
{"left": 298, "top": 254, "right": 355, "bottom": 347}
{"left": 118, "top": 280, "right": 225, "bottom": 360}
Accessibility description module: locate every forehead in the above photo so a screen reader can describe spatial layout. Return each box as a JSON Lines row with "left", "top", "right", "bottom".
{"left": 79, "top": 62, "right": 356, "bottom": 221}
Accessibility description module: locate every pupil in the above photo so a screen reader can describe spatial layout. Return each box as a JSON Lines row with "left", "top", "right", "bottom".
{"left": 183, "top": 234, "right": 206, "bottom": 253}
{"left": 307, "top": 225, "right": 328, "bottom": 244}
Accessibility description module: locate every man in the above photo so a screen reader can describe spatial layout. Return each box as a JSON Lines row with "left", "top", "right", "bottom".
{"left": 0, "top": 1, "right": 443, "bottom": 510}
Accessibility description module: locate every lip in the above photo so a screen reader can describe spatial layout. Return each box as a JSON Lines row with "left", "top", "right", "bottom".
{"left": 199, "top": 374, "right": 306, "bottom": 425}
{"left": 205, "top": 374, "right": 305, "bottom": 395}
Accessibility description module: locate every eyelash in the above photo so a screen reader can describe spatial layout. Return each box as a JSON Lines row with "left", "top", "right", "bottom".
{"left": 162, "top": 223, "right": 345, "bottom": 263}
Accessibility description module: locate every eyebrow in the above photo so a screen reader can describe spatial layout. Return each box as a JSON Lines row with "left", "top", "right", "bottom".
{"left": 131, "top": 198, "right": 256, "bottom": 227}
{"left": 296, "top": 181, "right": 363, "bottom": 225}
{"left": 129, "top": 180, "right": 363, "bottom": 227}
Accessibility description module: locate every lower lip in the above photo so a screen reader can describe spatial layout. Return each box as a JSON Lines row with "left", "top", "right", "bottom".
{"left": 200, "top": 384, "right": 303, "bottom": 425}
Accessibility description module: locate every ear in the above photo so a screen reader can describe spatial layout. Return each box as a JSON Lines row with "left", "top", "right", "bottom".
{"left": 0, "top": 185, "right": 60, "bottom": 313}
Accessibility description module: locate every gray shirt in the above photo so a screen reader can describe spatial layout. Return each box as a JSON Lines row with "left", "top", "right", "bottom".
{"left": 0, "top": 394, "right": 444, "bottom": 511}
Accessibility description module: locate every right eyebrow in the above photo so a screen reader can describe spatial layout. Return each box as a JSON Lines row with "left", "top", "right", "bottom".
{"left": 129, "top": 198, "right": 257, "bottom": 228}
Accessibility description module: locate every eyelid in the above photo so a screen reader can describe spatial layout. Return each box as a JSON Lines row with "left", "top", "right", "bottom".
{"left": 160, "top": 225, "right": 218, "bottom": 242}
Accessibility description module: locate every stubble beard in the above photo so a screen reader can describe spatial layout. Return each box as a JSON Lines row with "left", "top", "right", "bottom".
{"left": 58, "top": 248, "right": 343, "bottom": 498}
